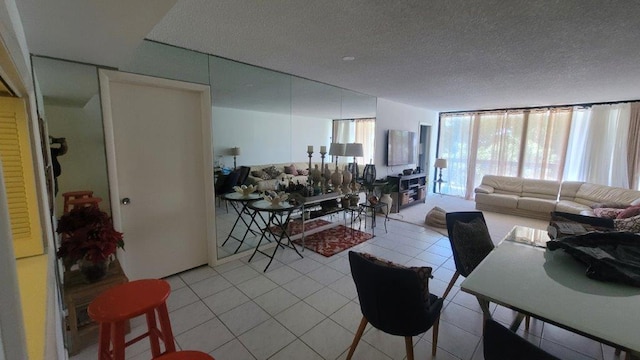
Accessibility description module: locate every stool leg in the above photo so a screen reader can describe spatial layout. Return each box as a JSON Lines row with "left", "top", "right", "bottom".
{"left": 111, "top": 321, "right": 126, "bottom": 360}
{"left": 145, "top": 309, "right": 162, "bottom": 357}
{"left": 97, "top": 322, "right": 111, "bottom": 360}
{"left": 156, "top": 302, "right": 177, "bottom": 353}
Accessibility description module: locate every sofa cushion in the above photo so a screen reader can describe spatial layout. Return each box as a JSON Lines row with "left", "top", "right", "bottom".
{"left": 556, "top": 200, "right": 591, "bottom": 214}
{"left": 284, "top": 164, "right": 297, "bottom": 175}
{"left": 517, "top": 197, "right": 556, "bottom": 213}
{"left": 591, "top": 202, "right": 629, "bottom": 209}
{"left": 481, "top": 175, "right": 522, "bottom": 195}
{"left": 475, "top": 193, "right": 518, "bottom": 208}
{"left": 474, "top": 184, "right": 494, "bottom": 194}
{"left": 575, "top": 183, "right": 640, "bottom": 207}
{"left": 559, "top": 181, "right": 584, "bottom": 201}
{"left": 521, "top": 179, "right": 560, "bottom": 200}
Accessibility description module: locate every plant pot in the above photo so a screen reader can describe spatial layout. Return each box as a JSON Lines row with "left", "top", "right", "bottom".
{"left": 380, "top": 193, "right": 393, "bottom": 215}
{"left": 79, "top": 258, "right": 110, "bottom": 283}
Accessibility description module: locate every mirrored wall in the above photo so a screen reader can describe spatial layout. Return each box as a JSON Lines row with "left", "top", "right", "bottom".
{"left": 32, "top": 56, "right": 111, "bottom": 218}
{"left": 34, "top": 40, "right": 377, "bottom": 261}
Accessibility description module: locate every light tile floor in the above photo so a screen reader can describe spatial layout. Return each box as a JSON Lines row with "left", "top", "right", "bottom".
{"left": 72, "top": 216, "right": 624, "bottom": 360}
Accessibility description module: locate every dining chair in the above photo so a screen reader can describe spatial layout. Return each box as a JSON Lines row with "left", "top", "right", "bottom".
{"left": 443, "top": 211, "right": 494, "bottom": 299}
{"left": 215, "top": 170, "right": 241, "bottom": 212}
{"left": 483, "top": 319, "right": 560, "bottom": 360}
{"left": 236, "top": 166, "right": 251, "bottom": 186}
{"left": 347, "top": 251, "right": 444, "bottom": 360}
{"left": 446, "top": 211, "right": 531, "bottom": 330}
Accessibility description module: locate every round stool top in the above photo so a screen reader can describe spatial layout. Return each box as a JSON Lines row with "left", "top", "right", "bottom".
{"left": 154, "top": 350, "right": 214, "bottom": 360}
{"left": 88, "top": 279, "right": 171, "bottom": 322}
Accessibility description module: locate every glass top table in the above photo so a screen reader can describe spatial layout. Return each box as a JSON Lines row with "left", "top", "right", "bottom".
{"left": 461, "top": 225, "right": 640, "bottom": 354}
{"left": 221, "top": 192, "right": 263, "bottom": 254}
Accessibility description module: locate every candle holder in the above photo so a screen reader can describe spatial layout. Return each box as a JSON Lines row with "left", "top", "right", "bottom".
{"left": 307, "top": 150, "right": 313, "bottom": 188}
{"left": 320, "top": 150, "right": 327, "bottom": 193}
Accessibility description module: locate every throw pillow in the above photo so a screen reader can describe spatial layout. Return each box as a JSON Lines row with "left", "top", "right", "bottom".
{"left": 359, "top": 252, "right": 433, "bottom": 305}
{"left": 593, "top": 207, "right": 624, "bottom": 219}
{"left": 251, "top": 170, "right": 271, "bottom": 180}
{"left": 297, "top": 169, "right": 309, "bottom": 176}
{"left": 590, "top": 202, "right": 628, "bottom": 209}
{"left": 425, "top": 206, "right": 447, "bottom": 228}
{"left": 284, "top": 164, "right": 297, "bottom": 175}
{"left": 451, "top": 218, "right": 495, "bottom": 276}
{"left": 617, "top": 205, "right": 640, "bottom": 219}
{"left": 614, "top": 214, "right": 640, "bottom": 232}
{"left": 263, "top": 165, "right": 281, "bottom": 179}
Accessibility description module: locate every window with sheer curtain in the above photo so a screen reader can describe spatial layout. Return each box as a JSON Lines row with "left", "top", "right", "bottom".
{"left": 332, "top": 118, "right": 375, "bottom": 165}
{"left": 439, "top": 108, "right": 572, "bottom": 198}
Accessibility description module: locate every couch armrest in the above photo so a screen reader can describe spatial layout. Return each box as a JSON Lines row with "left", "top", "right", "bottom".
{"left": 474, "top": 184, "right": 494, "bottom": 194}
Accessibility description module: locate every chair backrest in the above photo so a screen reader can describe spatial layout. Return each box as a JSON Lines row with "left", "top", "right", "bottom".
{"left": 216, "top": 171, "right": 241, "bottom": 195}
{"left": 484, "top": 319, "right": 560, "bottom": 360}
{"left": 348, "top": 251, "right": 442, "bottom": 336}
{"left": 236, "top": 166, "right": 251, "bottom": 186}
{"left": 445, "top": 211, "right": 494, "bottom": 277}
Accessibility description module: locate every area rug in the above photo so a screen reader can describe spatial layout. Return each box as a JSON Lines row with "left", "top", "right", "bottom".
{"left": 268, "top": 219, "right": 331, "bottom": 236}
{"left": 293, "top": 225, "right": 373, "bottom": 257}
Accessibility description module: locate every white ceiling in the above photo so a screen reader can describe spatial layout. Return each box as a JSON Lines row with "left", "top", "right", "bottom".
{"left": 17, "top": 0, "right": 640, "bottom": 112}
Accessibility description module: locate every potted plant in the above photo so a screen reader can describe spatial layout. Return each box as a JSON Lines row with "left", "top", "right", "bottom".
{"left": 56, "top": 207, "right": 124, "bottom": 282}
{"left": 380, "top": 183, "right": 398, "bottom": 215}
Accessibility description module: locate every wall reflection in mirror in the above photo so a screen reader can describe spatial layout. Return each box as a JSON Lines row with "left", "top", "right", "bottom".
{"left": 32, "top": 56, "right": 111, "bottom": 218}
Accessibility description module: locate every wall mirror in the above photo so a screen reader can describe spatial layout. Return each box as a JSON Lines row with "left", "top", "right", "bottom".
{"left": 32, "top": 56, "right": 111, "bottom": 218}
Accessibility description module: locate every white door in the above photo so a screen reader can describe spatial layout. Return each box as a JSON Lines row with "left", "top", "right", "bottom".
{"left": 100, "top": 70, "right": 215, "bottom": 280}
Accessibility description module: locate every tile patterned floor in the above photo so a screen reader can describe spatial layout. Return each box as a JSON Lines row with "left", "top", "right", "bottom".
{"left": 72, "top": 215, "right": 622, "bottom": 360}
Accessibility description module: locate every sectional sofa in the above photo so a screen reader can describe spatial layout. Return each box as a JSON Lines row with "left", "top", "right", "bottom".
{"left": 474, "top": 175, "right": 640, "bottom": 220}
{"left": 245, "top": 162, "right": 351, "bottom": 191}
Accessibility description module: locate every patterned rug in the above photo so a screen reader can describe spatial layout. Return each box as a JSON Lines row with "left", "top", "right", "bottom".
{"left": 268, "top": 219, "right": 331, "bottom": 236}
{"left": 293, "top": 225, "right": 373, "bottom": 257}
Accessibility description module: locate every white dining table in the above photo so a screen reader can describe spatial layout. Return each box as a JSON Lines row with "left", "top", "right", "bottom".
{"left": 461, "top": 226, "right": 640, "bottom": 354}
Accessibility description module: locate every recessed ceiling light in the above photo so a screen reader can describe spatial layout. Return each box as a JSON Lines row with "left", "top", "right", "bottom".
{"left": 342, "top": 56, "right": 355, "bottom": 61}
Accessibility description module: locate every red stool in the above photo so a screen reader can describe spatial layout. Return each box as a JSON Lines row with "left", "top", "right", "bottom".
{"left": 67, "top": 196, "right": 102, "bottom": 212}
{"left": 154, "top": 350, "right": 215, "bottom": 359}
{"left": 88, "top": 279, "right": 176, "bottom": 360}
{"left": 62, "top": 190, "right": 93, "bottom": 213}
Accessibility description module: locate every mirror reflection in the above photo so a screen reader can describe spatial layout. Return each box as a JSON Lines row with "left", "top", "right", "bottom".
{"left": 32, "top": 56, "right": 111, "bottom": 218}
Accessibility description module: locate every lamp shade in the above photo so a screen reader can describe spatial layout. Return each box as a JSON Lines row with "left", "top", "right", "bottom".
{"left": 434, "top": 158, "right": 447, "bottom": 169}
{"left": 329, "top": 143, "right": 346, "bottom": 156}
{"left": 230, "top": 147, "right": 241, "bottom": 156}
{"left": 345, "top": 143, "right": 364, "bottom": 157}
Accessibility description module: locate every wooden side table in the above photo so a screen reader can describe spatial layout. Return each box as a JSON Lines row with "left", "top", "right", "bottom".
{"left": 63, "top": 259, "right": 128, "bottom": 355}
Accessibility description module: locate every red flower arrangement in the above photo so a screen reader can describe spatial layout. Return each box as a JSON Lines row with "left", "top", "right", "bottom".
{"left": 56, "top": 207, "right": 124, "bottom": 265}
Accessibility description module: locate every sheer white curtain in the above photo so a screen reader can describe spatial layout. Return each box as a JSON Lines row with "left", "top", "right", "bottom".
{"left": 438, "top": 114, "right": 473, "bottom": 198}
{"left": 563, "top": 104, "right": 631, "bottom": 187}
{"left": 332, "top": 118, "right": 375, "bottom": 165}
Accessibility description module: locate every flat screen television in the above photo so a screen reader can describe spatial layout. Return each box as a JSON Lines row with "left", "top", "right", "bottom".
{"left": 387, "top": 129, "right": 418, "bottom": 166}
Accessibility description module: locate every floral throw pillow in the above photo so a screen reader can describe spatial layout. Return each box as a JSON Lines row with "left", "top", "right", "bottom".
{"left": 359, "top": 252, "right": 433, "bottom": 306}
{"left": 617, "top": 205, "right": 640, "bottom": 219}
{"left": 263, "top": 166, "right": 281, "bottom": 179}
{"left": 284, "top": 164, "right": 297, "bottom": 175}
{"left": 593, "top": 207, "right": 624, "bottom": 219}
{"left": 614, "top": 214, "right": 640, "bottom": 232}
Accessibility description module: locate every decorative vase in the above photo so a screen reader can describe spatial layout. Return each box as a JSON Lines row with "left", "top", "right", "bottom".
{"left": 331, "top": 168, "right": 343, "bottom": 189}
{"left": 311, "top": 165, "right": 322, "bottom": 186}
{"left": 380, "top": 193, "right": 393, "bottom": 215}
{"left": 342, "top": 165, "right": 352, "bottom": 185}
{"left": 78, "top": 258, "right": 110, "bottom": 283}
{"left": 324, "top": 164, "right": 331, "bottom": 180}
{"left": 349, "top": 195, "right": 360, "bottom": 207}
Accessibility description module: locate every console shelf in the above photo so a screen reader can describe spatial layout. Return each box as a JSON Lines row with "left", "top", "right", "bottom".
{"left": 387, "top": 173, "right": 427, "bottom": 213}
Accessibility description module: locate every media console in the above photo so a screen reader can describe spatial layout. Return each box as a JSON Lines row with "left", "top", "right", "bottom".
{"left": 387, "top": 173, "right": 427, "bottom": 213}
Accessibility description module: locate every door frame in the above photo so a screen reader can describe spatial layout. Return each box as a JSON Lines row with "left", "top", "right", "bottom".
{"left": 99, "top": 69, "right": 217, "bottom": 267}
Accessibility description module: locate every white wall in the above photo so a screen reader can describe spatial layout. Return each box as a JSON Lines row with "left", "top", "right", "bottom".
{"left": 212, "top": 106, "right": 332, "bottom": 167}
{"left": 375, "top": 98, "right": 439, "bottom": 179}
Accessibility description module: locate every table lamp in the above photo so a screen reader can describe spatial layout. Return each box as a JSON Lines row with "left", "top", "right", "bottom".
{"left": 434, "top": 158, "right": 447, "bottom": 193}
{"left": 231, "top": 147, "right": 241, "bottom": 169}
{"left": 345, "top": 143, "right": 364, "bottom": 181}
{"left": 329, "top": 143, "right": 346, "bottom": 170}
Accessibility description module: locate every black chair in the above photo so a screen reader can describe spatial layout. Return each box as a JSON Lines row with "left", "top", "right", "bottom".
{"left": 483, "top": 319, "right": 560, "bottom": 360}
{"left": 347, "top": 251, "right": 444, "bottom": 360}
{"left": 215, "top": 170, "right": 241, "bottom": 212}
{"left": 443, "top": 211, "right": 494, "bottom": 299}
{"left": 236, "top": 166, "right": 250, "bottom": 186}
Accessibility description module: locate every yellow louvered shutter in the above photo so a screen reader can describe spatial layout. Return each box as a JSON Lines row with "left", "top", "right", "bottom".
{"left": 0, "top": 97, "right": 43, "bottom": 257}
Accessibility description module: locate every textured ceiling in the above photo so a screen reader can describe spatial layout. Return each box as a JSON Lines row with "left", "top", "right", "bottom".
{"left": 16, "top": 0, "right": 640, "bottom": 112}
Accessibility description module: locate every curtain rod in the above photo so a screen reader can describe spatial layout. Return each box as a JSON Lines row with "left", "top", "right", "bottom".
{"left": 439, "top": 98, "right": 640, "bottom": 115}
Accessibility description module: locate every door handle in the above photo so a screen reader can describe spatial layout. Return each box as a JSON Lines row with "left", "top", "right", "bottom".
{"left": 121, "top": 198, "right": 131, "bottom": 205}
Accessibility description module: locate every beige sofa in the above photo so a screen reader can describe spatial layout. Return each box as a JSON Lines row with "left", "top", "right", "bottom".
{"left": 474, "top": 175, "right": 561, "bottom": 219}
{"left": 556, "top": 181, "right": 640, "bottom": 216}
{"left": 245, "top": 162, "right": 350, "bottom": 192}
{"left": 474, "top": 175, "right": 640, "bottom": 219}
